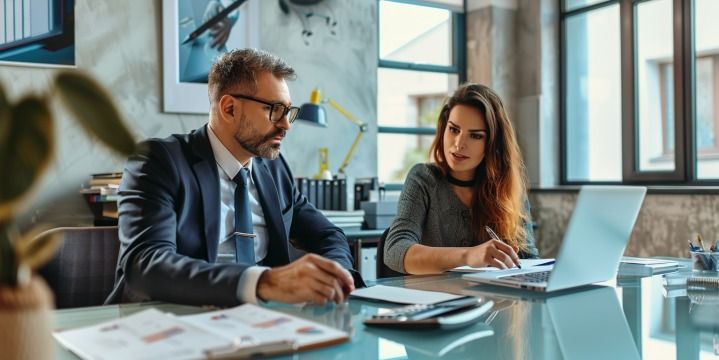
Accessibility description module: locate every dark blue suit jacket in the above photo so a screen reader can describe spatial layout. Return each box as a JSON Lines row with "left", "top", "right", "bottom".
{"left": 105, "top": 125, "right": 360, "bottom": 306}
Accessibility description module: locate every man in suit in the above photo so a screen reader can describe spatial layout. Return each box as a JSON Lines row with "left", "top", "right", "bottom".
{"left": 106, "top": 48, "right": 362, "bottom": 307}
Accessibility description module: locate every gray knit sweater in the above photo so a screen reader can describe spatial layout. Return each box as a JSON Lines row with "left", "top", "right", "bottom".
{"left": 384, "top": 163, "right": 539, "bottom": 273}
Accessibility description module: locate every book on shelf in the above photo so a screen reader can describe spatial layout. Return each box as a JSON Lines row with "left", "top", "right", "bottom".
{"left": 319, "top": 209, "right": 365, "bottom": 218}
{"left": 325, "top": 216, "right": 365, "bottom": 224}
{"left": 91, "top": 171, "right": 123, "bottom": 178}
{"left": 54, "top": 304, "right": 348, "bottom": 360}
{"left": 84, "top": 194, "right": 119, "bottom": 203}
{"left": 618, "top": 257, "right": 680, "bottom": 276}
{"left": 89, "top": 177, "right": 122, "bottom": 186}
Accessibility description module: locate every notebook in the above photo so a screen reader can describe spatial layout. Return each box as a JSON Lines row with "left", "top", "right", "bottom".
{"left": 463, "top": 186, "right": 647, "bottom": 292}
{"left": 618, "top": 257, "right": 680, "bottom": 276}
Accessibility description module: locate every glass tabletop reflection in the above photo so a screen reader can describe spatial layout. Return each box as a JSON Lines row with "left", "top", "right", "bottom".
{"left": 55, "top": 270, "right": 718, "bottom": 360}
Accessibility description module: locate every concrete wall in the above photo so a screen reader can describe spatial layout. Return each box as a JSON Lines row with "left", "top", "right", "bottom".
{"left": 0, "top": 0, "right": 377, "bottom": 227}
{"left": 466, "top": 0, "right": 559, "bottom": 188}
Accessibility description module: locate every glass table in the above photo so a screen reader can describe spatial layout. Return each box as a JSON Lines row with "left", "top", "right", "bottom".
{"left": 55, "top": 268, "right": 718, "bottom": 359}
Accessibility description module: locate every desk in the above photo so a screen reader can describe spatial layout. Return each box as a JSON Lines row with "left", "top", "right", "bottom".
{"left": 55, "top": 269, "right": 718, "bottom": 359}
{"left": 345, "top": 228, "right": 385, "bottom": 280}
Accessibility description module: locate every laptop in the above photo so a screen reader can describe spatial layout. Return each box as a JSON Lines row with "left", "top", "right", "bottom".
{"left": 463, "top": 186, "right": 647, "bottom": 292}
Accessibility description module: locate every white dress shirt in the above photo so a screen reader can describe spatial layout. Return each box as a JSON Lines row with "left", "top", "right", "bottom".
{"left": 207, "top": 128, "right": 269, "bottom": 304}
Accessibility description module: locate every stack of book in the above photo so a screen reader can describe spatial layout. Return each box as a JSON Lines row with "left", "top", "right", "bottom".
{"left": 80, "top": 172, "right": 123, "bottom": 196}
{"left": 320, "top": 209, "right": 365, "bottom": 232}
{"left": 618, "top": 257, "right": 681, "bottom": 277}
{"left": 80, "top": 172, "right": 122, "bottom": 224}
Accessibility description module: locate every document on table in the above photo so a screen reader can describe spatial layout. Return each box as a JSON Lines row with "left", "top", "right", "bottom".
{"left": 350, "top": 285, "right": 465, "bottom": 305}
{"left": 53, "top": 304, "right": 348, "bottom": 360}
{"left": 450, "top": 258, "right": 556, "bottom": 273}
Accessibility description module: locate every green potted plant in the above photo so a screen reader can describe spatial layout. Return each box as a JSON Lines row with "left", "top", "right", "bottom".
{"left": 0, "top": 70, "right": 135, "bottom": 359}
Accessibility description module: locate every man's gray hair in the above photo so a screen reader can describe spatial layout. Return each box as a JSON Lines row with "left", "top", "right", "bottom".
{"left": 208, "top": 48, "right": 296, "bottom": 103}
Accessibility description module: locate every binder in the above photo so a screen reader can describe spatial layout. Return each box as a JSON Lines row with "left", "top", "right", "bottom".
{"left": 308, "top": 179, "right": 317, "bottom": 207}
{"left": 331, "top": 179, "right": 341, "bottom": 210}
{"left": 323, "top": 179, "right": 333, "bottom": 210}
{"left": 297, "top": 177, "right": 310, "bottom": 200}
{"left": 338, "top": 179, "right": 347, "bottom": 211}
{"left": 316, "top": 180, "right": 325, "bottom": 210}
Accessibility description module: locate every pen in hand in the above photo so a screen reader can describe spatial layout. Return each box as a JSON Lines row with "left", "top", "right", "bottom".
{"left": 485, "top": 226, "right": 521, "bottom": 269}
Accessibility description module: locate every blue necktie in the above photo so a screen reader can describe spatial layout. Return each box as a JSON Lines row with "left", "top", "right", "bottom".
{"left": 233, "top": 168, "right": 255, "bottom": 264}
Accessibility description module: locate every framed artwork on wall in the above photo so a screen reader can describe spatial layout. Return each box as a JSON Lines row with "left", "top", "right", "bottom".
{"left": 0, "top": 0, "right": 75, "bottom": 67}
{"left": 162, "top": 0, "right": 260, "bottom": 114}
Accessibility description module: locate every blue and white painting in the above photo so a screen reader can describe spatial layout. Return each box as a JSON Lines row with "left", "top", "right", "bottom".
{"left": 163, "top": 0, "right": 259, "bottom": 113}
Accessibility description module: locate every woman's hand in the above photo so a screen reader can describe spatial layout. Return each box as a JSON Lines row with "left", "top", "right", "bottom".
{"left": 464, "top": 239, "right": 521, "bottom": 269}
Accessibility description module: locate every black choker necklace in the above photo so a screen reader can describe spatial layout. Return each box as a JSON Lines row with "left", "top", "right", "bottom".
{"left": 447, "top": 174, "right": 475, "bottom": 187}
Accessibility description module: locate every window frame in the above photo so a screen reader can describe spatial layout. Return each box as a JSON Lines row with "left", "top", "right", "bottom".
{"left": 559, "top": 0, "right": 708, "bottom": 185}
{"left": 377, "top": 0, "right": 466, "bottom": 189}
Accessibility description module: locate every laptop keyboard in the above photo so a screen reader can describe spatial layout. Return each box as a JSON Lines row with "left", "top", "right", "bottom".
{"left": 500, "top": 270, "right": 551, "bottom": 283}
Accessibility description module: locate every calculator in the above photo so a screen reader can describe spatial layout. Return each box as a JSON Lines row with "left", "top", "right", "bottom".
{"left": 363, "top": 297, "right": 494, "bottom": 330}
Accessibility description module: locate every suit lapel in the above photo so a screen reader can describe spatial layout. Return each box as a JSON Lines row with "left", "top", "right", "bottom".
{"left": 189, "top": 126, "right": 220, "bottom": 262}
{"left": 252, "top": 158, "right": 290, "bottom": 265}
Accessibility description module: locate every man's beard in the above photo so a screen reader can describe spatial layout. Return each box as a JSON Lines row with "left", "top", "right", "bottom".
{"left": 235, "top": 127, "right": 286, "bottom": 160}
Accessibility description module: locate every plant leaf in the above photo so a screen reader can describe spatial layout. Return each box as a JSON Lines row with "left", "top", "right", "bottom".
{"left": 0, "top": 96, "right": 53, "bottom": 221}
{"left": 0, "top": 223, "right": 18, "bottom": 286}
{"left": 53, "top": 70, "right": 136, "bottom": 156}
{"left": 13, "top": 226, "right": 61, "bottom": 271}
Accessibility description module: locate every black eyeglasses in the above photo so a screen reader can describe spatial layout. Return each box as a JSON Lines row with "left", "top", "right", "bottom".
{"left": 229, "top": 94, "right": 300, "bottom": 124}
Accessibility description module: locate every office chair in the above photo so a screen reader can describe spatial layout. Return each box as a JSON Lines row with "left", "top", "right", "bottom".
{"left": 376, "top": 228, "right": 405, "bottom": 279}
{"left": 37, "top": 226, "right": 120, "bottom": 309}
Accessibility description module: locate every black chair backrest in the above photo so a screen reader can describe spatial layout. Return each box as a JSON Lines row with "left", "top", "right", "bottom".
{"left": 37, "top": 226, "right": 120, "bottom": 309}
{"left": 376, "top": 228, "right": 405, "bottom": 279}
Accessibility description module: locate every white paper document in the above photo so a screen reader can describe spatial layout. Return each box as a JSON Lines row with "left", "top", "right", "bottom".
{"left": 350, "top": 284, "right": 465, "bottom": 305}
{"left": 53, "top": 304, "right": 348, "bottom": 360}
{"left": 181, "top": 304, "right": 348, "bottom": 350}
{"left": 451, "top": 258, "right": 556, "bottom": 273}
{"left": 54, "top": 308, "right": 228, "bottom": 360}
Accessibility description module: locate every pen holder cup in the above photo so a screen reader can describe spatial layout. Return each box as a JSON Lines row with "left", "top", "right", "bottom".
{"left": 690, "top": 251, "right": 719, "bottom": 271}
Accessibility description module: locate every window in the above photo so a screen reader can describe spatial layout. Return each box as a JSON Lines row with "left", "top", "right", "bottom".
{"left": 561, "top": 0, "right": 719, "bottom": 184}
{"left": 694, "top": 0, "right": 719, "bottom": 179}
{"left": 563, "top": 4, "right": 622, "bottom": 182}
{"left": 377, "top": 0, "right": 464, "bottom": 185}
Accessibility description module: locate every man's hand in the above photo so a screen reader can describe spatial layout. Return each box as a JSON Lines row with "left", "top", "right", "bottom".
{"left": 256, "top": 254, "right": 355, "bottom": 305}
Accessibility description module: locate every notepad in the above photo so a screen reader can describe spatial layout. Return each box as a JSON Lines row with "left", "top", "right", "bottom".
{"left": 618, "top": 257, "right": 680, "bottom": 276}
{"left": 350, "top": 285, "right": 465, "bottom": 305}
{"left": 53, "top": 304, "right": 348, "bottom": 360}
{"left": 450, "top": 258, "right": 556, "bottom": 273}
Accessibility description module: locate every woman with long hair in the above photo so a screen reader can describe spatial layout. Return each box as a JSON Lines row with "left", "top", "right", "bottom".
{"left": 383, "top": 83, "right": 538, "bottom": 274}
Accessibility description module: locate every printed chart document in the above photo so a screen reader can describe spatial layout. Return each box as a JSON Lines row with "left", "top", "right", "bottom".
{"left": 53, "top": 305, "right": 348, "bottom": 360}
{"left": 350, "top": 285, "right": 465, "bottom": 305}
{"left": 451, "top": 258, "right": 556, "bottom": 273}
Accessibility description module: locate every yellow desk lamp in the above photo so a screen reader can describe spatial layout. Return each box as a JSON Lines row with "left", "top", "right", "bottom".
{"left": 296, "top": 88, "right": 368, "bottom": 178}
